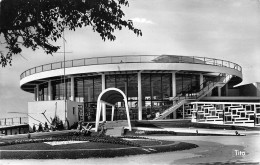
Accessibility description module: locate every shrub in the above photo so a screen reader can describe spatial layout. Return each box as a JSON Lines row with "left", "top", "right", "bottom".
{"left": 32, "top": 125, "right": 36, "bottom": 132}
{"left": 70, "top": 122, "right": 78, "bottom": 129}
{"left": 38, "top": 123, "right": 43, "bottom": 132}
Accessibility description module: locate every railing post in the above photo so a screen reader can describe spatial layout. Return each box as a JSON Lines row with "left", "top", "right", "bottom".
{"left": 20, "top": 117, "right": 22, "bottom": 124}
{"left": 72, "top": 60, "right": 74, "bottom": 67}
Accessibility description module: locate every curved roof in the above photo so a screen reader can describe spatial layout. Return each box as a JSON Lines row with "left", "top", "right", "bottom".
{"left": 100, "top": 90, "right": 124, "bottom": 105}
{"left": 19, "top": 55, "right": 243, "bottom": 93}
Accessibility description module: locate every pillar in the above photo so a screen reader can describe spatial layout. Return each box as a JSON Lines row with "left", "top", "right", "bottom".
{"left": 101, "top": 74, "right": 105, "bottom": 91}
{"left": 101, "top": 74, "right": 106, "bottom": 121}
{"left": 102, "top": 103, "right": 106, "bottom": 121}
{"left": 111, "top": 106, "right": 115, "bottom": 121}
{"left": 71, "top": 76, "right": 75, "bottom": 101}
{"left": 172, "top": 72, "right": 176, "bottom": 97}
{"left": 35, "top": 84, "right": 39, "bottom": 101}
{"left": 48, "top": 81, "right": 52, "bottom": 101}
{"left": 138, "top": 71, "right": 142, "bottom": 120}
{"left": 225, "top": 84, "right": 229, "bottom": 96}
{"left": 218, "top": 86, "right": 221, "bottom": 97}
{"left": 200, "top": 74, "right": 203, "bottom": 89}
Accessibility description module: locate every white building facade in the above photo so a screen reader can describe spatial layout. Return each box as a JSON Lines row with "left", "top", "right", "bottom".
{"left": 20, "top": 55, "right": 260, "bottom": 128}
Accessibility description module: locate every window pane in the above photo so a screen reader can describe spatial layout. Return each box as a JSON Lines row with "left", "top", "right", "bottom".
{"left": 116, "top": 74, "right": 127, "bottom": 95}
{"left": 106, "top": 75, "right": 115, "bottom": 88}
{"left": 94, "top": 76, "right": 102, "bottom": 101}
{"left": 162, "top": 74, "right": 171, "bottom": 99}
{"left": 142, "top": 73, "right": 151, "bottom": 101}
{"left": 75, "top": 78, "right": 84, "bottom": 102}
{"left": 176, "top": 74, "right": 182, "bottom": 95}
{"left": 151, "top": 74, "right": 162, "bottom": 100}
{"left": 127, "top": 74, "right": 138, "bottom": 100}
{"left": 84, "top": 78, "right": 93, "bottom": 102}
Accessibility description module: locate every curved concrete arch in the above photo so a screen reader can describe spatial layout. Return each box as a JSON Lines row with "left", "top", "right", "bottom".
{"left": 95, "top": 88, "right": 132, "bottom": 132}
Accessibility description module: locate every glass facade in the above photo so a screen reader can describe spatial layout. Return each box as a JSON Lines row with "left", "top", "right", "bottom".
{"left": 38, "top": 82, "right": 48, "bottom": 101}
{"left": 141, "top": 73, "right": 172, "bottom": 119}
{"left": 36, "top": 72, "right": 203, "bottom": 121}
{"left": 176, "top": 74, "right": 200, "bottom": 95}
{"left": 52, "top": 79, "right": 71, "bottom": 100}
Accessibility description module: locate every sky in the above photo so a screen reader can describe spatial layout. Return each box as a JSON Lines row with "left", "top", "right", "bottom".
{"left": 1, "top": 0, "right": 260, "bottom": 118}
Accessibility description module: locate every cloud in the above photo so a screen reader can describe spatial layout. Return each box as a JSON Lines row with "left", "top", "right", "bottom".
{"left": 131, "top": 18, "right": 154, "bottom": 24}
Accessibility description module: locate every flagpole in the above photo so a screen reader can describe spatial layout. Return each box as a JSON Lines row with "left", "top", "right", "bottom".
{"left": 63, "top": 29, "right": 67, "bottom": 128}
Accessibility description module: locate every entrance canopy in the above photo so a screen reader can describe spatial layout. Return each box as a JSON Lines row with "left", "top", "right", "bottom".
{"left": 95, "top": 88, "right": 132, "bottom": 132}
{"left": 99, "top": 89, "right": 124, "bottom": 105}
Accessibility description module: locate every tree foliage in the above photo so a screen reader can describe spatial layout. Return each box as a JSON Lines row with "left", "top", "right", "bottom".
{"left": 0, "top": 0, "right": 142, "bottom": 67}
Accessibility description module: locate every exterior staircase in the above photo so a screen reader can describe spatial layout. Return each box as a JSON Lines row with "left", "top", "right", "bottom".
{"left": 154, "top": 73, "right": 232, "bottom": 120}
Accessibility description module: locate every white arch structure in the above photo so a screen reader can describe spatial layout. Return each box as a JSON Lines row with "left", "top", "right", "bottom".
{"left": 95, "top": 88, "right": 132, "bottom": 132}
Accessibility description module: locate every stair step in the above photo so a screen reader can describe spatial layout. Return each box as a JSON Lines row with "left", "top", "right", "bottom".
{"left": 106, "top": 127, "right": 124, "bottom": 137}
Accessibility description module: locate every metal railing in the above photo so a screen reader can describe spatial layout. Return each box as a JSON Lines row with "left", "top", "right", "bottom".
{"left": 156, "top": 73, "right": 232, "bottom": 119}
{"left": 20, "top": 55, "right": 242, "bottom": 80}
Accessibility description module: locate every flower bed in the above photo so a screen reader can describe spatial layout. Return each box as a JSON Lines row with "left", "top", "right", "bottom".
{"left": 0, "top": 131, "right": 199, "bottom": 159}
{"left": 0, "top": 133, "right": 139, "bottom": 147}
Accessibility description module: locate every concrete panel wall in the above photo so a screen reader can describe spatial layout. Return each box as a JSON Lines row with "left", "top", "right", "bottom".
{"left": 66, "top": 100, "right": 84, "bottom": 127}
{"left": 28, "top": 100, "right": 66, "bottom": 130}
{"left": 28, "top": 100, "right": 83, "bottom": 130}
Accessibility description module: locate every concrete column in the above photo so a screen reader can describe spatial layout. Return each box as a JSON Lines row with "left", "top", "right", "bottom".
{"left": 225, "top": 84, "right": 229, "bottom": 96}
{"left": 71, "top": 76, "right": 75, "bottom": 101}
{"left": 101, "top": 74, "right": 106, "bottom": 121}
{"left": 218, "top": 86, "right": 221, "bottom": 97}
{"left": 101, "top": 74, "right": 105, "bottom": 90}
{"left": 35, "top": 84, "right": 39, "bottom": 101}
{"left": 111, "top": 106, "right": 115, "bottom": 121}
{"left": 200, "top": 74, "right": 203, "bottom": 89}
{"left": 48, "top": 81, "right": 52, "bottom": 101}
{"left": 102, "top": 103, "right": 106, "bottom": 121}
{"left": 172, "top": 72, "right": 176, "bottom": 97}
{"left": 138, "top": 71, "right": 142, "bottom": 120}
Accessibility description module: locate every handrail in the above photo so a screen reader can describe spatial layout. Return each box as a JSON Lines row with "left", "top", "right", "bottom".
{"left": 20, "top": 55, "right": 242, "bottom": 80}
{"left": 170, "top": 73, "right": 230, "bottom": 102}
{"left": 156, "top": 73, "right": 232, "bottom": 119}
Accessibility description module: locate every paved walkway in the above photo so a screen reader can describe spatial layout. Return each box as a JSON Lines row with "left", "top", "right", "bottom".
{"left": 133, "top": 126, "right": 260, "bottom": 136}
